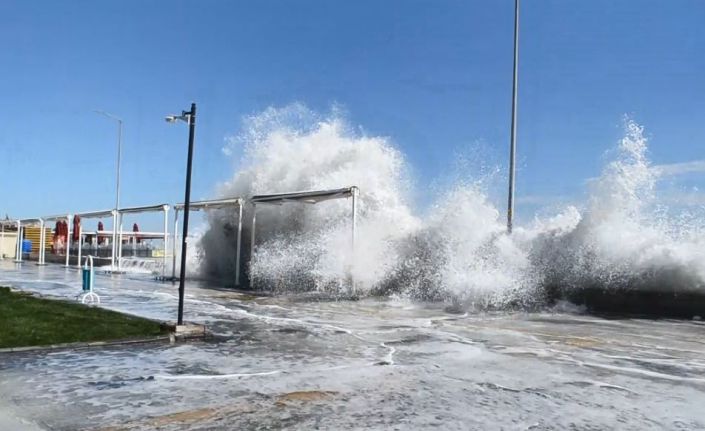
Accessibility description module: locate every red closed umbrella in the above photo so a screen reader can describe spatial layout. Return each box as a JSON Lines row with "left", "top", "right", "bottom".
{"left": 132, "top": 223, "right": 141, "bottom": 244}
{"left": 97, "top": 221, "right": 105, "bottom": 244}
{"left": 72, "top": 215, "right": 81, "bottom": 242}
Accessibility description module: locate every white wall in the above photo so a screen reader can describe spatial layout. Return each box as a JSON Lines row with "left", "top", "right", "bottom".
{"left": 0, "top": 232, "right": 17, "bottom": 259}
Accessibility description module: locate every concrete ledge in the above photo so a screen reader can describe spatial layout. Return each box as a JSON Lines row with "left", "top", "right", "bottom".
{"left": 548, "top": 285, "right": 705, "bottom": 319}
{"left": 0, "top": 335, "right": 172, "bottom": 354}
{"left": 0, "top": 324, "right": 210, "bottom": 354}
{"left": 163, "top": 323, "right": 208, "bottom": 341}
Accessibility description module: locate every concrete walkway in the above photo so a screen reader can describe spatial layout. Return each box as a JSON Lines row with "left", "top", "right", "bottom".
{"left": 1, "top": 260, "right": 704, "bottom": 430}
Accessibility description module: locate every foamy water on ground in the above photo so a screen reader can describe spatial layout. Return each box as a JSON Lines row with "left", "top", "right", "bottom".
{"left": 0, "top": 263, "right": 703, "bottom": 430}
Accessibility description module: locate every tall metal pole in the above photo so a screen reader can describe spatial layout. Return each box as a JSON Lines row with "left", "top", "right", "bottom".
{"left": 95, "top": 111, "right": 123, "bottom": 268}
{"left": 177, "top": 103, "right": 196, "bottom": 326}
{"left": 507, "top": 0, "right": 520, "bottom": 233}
{"left": 114, "top": 119, "right": 123, "bottom": 270}
{"left": 116, "top": 119, "right": 122, "bottom": 212}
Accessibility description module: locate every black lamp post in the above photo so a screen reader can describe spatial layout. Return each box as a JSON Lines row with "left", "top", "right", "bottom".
{"left": 507, "top": 0, "right": 520, "bottom": 234}
{"left": 166, "top": 102, "right": 196, "bottom": 326}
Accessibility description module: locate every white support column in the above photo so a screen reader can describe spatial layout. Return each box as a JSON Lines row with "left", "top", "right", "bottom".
{"left": 111, "top": 210, "right": 117, "bottom": 270}
{"left": 38, "top": 219, "right": 45, "bottom": 265}
{"left": 77, "top": 224, "right": 83, "bottom": 268}
{"left": 250, "top": 204, "right": 257, "bottom": 288}
{"left": 172, "top": 209, "right": 179, "bottom": 280}
{"left": 350, "top": 187, "right": 358, "bottom": 292}
{"left": 0, "top": 223, "right": 4, "bottom": 260}
{"left": 15, "top": 223, "right": 22, "bottom": 263}
{"left": 65, "top": 215, "right": 72, "bottom": 268}
{"left": 235, "top": 201, "right": 243, "bottom": 287}
{"left": 117, "top": 212, "right": 124, "bottom": 271}
{"left": 351, "top": 187, "right": 358, "bottom": 253}
{"left": 250, "top": 204, "right": 257, "bottom": 256}
{"left": 163, "top": 205, "right": 169, "bottom": 278}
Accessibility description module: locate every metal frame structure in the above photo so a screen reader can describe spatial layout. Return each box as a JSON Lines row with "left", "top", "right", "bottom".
{"left": 10, "top": 206, "right": 170, "bottom": 274}
{"left": 172, "top": 197, "right": 244, "bottom": 286}
{"left": 250, "top": 186, "right": 359, "bottom": 286}
{"left": 5, "top": 186, "right": 359, "bottom": 289}
{"left": 71, "top": 209, "right": 115, "bottom": 269}
{"left": 0, "top": 220, "right": 10, "bottom": 260}
{"left": 115, "top": 204, "right": 170, "bottom": 276}
{"left": 14, "top": 218, "right": 43, "bottom": 264}
{"left": 42, "top": 214, "right": 73, "bottom": 267}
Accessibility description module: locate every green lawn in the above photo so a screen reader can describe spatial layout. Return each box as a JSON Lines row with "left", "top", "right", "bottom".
{"left": 0, "top": 286, "right": 168, "bottom": 348}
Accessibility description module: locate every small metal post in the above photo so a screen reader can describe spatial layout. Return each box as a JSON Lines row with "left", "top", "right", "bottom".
{"left": 235, "top": 201, "right": 243, "bottom": 286}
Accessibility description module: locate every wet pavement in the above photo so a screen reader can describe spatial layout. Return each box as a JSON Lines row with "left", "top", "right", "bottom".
{"left": 0, "top": 260, "right": 704, "bottom": 430}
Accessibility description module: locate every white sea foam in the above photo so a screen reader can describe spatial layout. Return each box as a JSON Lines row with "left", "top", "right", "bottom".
{"left": 197, "top": 105, "right": 705, "bottom": 305}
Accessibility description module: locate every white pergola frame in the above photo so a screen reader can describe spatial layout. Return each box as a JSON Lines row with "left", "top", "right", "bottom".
{"left": 0, "top": 219, "right": 18, "bottom": 261}
{"left": 0, "top": 220, "right": 20, "bottom": 261}
{"left": 249, "top": 186, "right": 359, "bottom": 286}
{"left": 5, "top": 187, "right": 359, "bottom": 288}
{"left": 42, "top": 214, "right": 74, "bottom": 267}
{"left": 115, "top": 204, "right": 170, "bottom": 276}
{"left": 13, "top": 218, "right": 43, "bottom": 264}
{"left": 14, "top": 205, "right": 170, "bottom": 274}
{"left": 71, "top": 209, "right": 116, "bottom": 269}
{"left": 172, "top": 197, "right": 244, "bottom": 286}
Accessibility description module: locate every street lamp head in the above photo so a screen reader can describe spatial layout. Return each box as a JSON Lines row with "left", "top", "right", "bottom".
{"left": 165, "top": 114, "right": 189, "bottom": 123}
{"left": 94, "top": 109, "right": 122, "bottom": 123}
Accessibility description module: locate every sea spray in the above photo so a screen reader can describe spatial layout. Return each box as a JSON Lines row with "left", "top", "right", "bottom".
{"left": 200, "top": 104, "right": 419, "bottom": 291}
{"left": 198, "top": 106, "right": 705, "bottom": 307}
{"left": 532, "top": 119, "right": 705, "bottom": 296}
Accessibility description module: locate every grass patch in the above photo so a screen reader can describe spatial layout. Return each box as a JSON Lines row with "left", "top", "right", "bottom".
{"left": 0, "top": 286, "right": 168, "bottom": 348}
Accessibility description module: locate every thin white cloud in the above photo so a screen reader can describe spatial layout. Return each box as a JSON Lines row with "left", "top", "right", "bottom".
{"left": 581, "top": 159, "right": 705, "bottom": 185}
{"left": 652, "top": 160, "right": 705, "bottom": 177}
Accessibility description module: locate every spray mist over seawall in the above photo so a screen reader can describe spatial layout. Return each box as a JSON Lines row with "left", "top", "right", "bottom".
{"left": 199, "top": 105, "right": 705, "bottom": 306}
{"left": 532, "top": 121, "right": 705, "bottom": 297}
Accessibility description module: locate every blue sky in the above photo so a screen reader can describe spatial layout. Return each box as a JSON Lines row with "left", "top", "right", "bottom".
{"left": 1, "top": 0, "right": 704, "bottom": 224}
